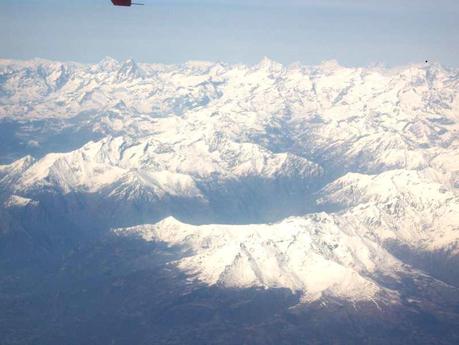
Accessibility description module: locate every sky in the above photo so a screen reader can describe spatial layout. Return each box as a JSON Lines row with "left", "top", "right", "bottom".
{"left": 0, "top": 0, "right": 458, "bottom": 67}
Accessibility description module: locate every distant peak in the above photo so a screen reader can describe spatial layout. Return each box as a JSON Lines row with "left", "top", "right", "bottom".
{"left": 319, "top": 59, "right": 342, "bottom": 69}
{"left": 256, "top": 57, "right": 284, "bottom": 72}
{"left": 117, "top": 58, "right": 144, "bottom": 80}
{"left": 97, "top": 56, "right": 120, "bottom": 71}
{"left": 119, "top": 58, "right": 138, "bottom": 72}
{"left": 259, "top": 56, "right": 274, "bottom": 64}
{"left": 99, "top": 56, "right": 118, "bottom": 64}
{"left": 122, "top": 58, "right": 137, "bottom": 66}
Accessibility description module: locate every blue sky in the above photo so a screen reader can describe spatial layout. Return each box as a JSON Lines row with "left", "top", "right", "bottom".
{"left": 1, "top": 0, "right": 458, "bottom": 67}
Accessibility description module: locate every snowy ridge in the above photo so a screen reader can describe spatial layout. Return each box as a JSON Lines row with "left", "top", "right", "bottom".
{"left": 318, "top": 169, "right": 459, "bottom": 252}
{"left": 2, "top": 134, "right": 321, "bottom": 198}
{"left": 116, "top": 216, "right": 402, "bottom": 302}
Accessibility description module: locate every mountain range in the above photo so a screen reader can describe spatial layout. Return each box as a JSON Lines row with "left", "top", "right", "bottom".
{"left": 0, "top": 57, "right": 458, "bottom": 344}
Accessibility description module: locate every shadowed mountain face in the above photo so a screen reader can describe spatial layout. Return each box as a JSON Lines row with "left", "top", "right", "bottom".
{"left": 0, "top": 58, "right": 458, "bottom": 344}
{"left": 1, "top": 235, "right": 459, "bottom": 345}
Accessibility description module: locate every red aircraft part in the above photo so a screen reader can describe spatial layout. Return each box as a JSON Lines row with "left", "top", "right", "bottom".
{"left": 112, "top": 0, "right": 131, "bottom": 6}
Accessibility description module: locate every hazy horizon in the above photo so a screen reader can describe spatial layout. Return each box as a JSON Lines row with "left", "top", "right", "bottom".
{"left": 1, "top": 0, "right": 458, "bottom": 67}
